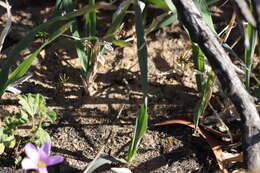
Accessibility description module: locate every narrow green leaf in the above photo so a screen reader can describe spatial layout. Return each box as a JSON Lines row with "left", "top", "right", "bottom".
{"left": 88, "top": 0, "right": 96, "bottom": 36}
{"left": 244, "top": 23, "right": 257, "bottom": 89}
{"left": 126, "top": 0, "right": 149, "bottom": 163}
{"left": 154, "top": 13, "right": 178, "bottom": 30}
{"left": 147, "top": 0, "right": 169, "bottom": 10}
{"left": 106, "top": 0, "right": 132, "bottom": 36}
{"left": 194, "top": 71, "right": 215, "bottom": 133}
{"left": 192, "top": 43, "right": 205, "bottom": 94}
{"left": 193, "top": 0, "right": 215, "bottom": 33}
{"left": 83, "top": 155, "right": 126, "bottom": 173}
{"left": 164, "top": 0, "right": 176, "bottom": 12}
{"left": 127, "top": 104, "right": 148, "bottom": 162}
{"left": 52, "top": 0, "right": 64, "bottom": 17}
{"left": 6, "top": 21, "right": 73, "bottom": 89}
{"left": 0, "top": 6, "right": 97, "bottom": 96}
{"left": 134, "top": 0, "right": 148, "bottom": 102}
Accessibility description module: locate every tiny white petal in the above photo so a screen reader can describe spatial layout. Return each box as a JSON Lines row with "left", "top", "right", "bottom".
{"left": 38, "top": 167, "right": 48, "bottom": 173}
{"left": 111, "top": 167, "right": 133, "bottom": 173}
{"left": 21, "top": 158, "right": 38, "bottom": 170}
{"left": 24, "top": 143, "right": 39, "bottom": 160}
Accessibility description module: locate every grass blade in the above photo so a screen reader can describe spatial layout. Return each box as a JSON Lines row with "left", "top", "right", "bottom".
{"left": 244, "top": 23, "right": 257, "bottom": 89}
{"left": 106, "top": 0, "right": 133, "bottom": 36}
{"left": 83, "top": 155, "right": 126, "bottom": 173}
{"left": 154, "top": 13, "right": 178, "bottom": 31}
{"left": 127, "top": 104, "right": 148, "bottom": 162}
{"left": 164, "top": 0, "right": 177, "bottom": 12}
{"left": 1, "top": 21, "right": 73, "bottom": 97}
{"left": 194, "top": 71, "right": 215, "bottom": 133}
{"left": 88, "top": 0, "right": 96, "bottom": 36}
{"left": 192, "top": 43, "right": 205, "bottom": 94}
{"left": 127, "top": 0, "right": 148, "bottom": 163}
{"left": 193, "top": 0, "right": 215, "bottom": 32}
{"left": 147, "top": 0, "right": 169, "bottom": 10}
{"left": 0, "top": 5, "right": 98, "bottom": 95}
{"left": 134, "top": 0, "right": 148, "bottom": 102}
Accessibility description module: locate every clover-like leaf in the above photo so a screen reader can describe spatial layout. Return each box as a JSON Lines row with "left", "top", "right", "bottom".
{"left": 34, "top": 127, "right": 51, "bottom": 146}
{"left": 45, "top": 110, "right": 56, "bottom": 122}
{"left": 18, "top": 94, "right": 46, "bottom": 116}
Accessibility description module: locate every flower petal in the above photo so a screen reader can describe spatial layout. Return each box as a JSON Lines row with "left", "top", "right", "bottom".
{"left": 39, "top": 150, "right": 49, "bottom": 163}
{"left": 41, "top": 142, "right": 51, "bottom": 155}
{"left": 46, "top": 155, "right": 64, "bottom": 166}
{"left": 21, "top": 158, "right": 38, "bottom": 170}
{"left": 24, "top": 143, "right": 39, "bottom": 160}
{"left": 39, "top": 167, "right": 48, "bottom": 173}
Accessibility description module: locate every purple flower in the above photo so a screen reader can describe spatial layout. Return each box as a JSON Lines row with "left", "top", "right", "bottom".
{"left": 21, "top": 142, "right": 64, "bottom": 173}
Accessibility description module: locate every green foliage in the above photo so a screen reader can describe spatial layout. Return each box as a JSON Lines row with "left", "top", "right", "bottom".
{"left": 147, "top": 0, "right": 169, "bottom": 10}
{"left": 0, "top": 94, "right": 56, "bottom": 155}
{"left": 193, "top": 71, "right": 215, "bottom": 133}
{"left": 127, "top": 0, "right": 149, "bottom": 163}
{"left": 192, "top": 43, "right": 205, "bottom": 94}
{"left": 83, "top": 155, "right": 127, "bottom": 173}
{"left": 244, "top": 23, "right": 257, "bottom": 89}
{"left": 127, "top": 104, "right": 148, "bottom": 162}
{"left": 0, "top": 5, "right": 97, "bottom": 97}
{"left": 33, "top": 127, "right": 51, "bottom": 146}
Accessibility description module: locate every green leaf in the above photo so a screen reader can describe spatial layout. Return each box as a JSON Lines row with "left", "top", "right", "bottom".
{"left": 147, "top": 0, "right": 169, "bottom": 10}
{"left": 126, "top": 0, "right": 149, "bottom": 163}
{"left": 244, "top": 23, "right": 257, "bottom": 89}
{"left": 0, "top": 143, "right": 5, "bottom": 155}
{"left": 154, "top": 13, "right": 178, "bottom": 30}
{"left": 7, "top": 21, "right": 73, "bottom": 89}
{"left": 88, "top": 0, "right": 96, "bottom": 36}
{"left": 194, "top": 71, "right": 215, "bottom": 133}
{"left": 45, "top": 110, "right": 57, "bottom": 122}
{"left": 3, "top": 135, "right": 16, "bottom": 148}
{"left": 18, "top": 94, "right": 45, "bottom": 116}
{"left": 0, "top": 5, "right": 98, "bottom": 97}
{"left": 0, "top": 127, "right": 4, "bottom": 141}
{"left": 34, "top": 127, "right": 51, "bottom": 146}
{"left": 164, "top": 0, "right": 176, "bottom": 12}
{"left": 4, "top": 111, "right": 29, "bottom": 129}
{"left": 206, "top": 0, "right": 220, "bottom": 5}
{"left": 134, "top": 0, "right": 148, "bottom": 103}
{"left": 193, "top": 0, "right": 215, "bottom": 33}
{"left": 15, "top": 156, "right": 22, "bottom": 165}
{"left": 83, "top": 155, "right": 127, "bottom": 173}
{"left": 127, "top": 104, "right": 148, "bottom": 162}
{"left": 192, "top": 43, "right": 205, "bottom": 94}
{"left": 106, "top": 0, "right": 133, "bottom": 36}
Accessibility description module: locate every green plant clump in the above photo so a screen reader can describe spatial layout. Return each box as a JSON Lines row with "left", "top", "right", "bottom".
{"left": 0, "top": 93, "right": 56, "bottom": 155}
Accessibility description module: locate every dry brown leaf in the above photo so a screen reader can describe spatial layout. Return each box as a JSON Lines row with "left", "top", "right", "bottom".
{"left": 155, "top": 119, "right": 228, "bottom": 173}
